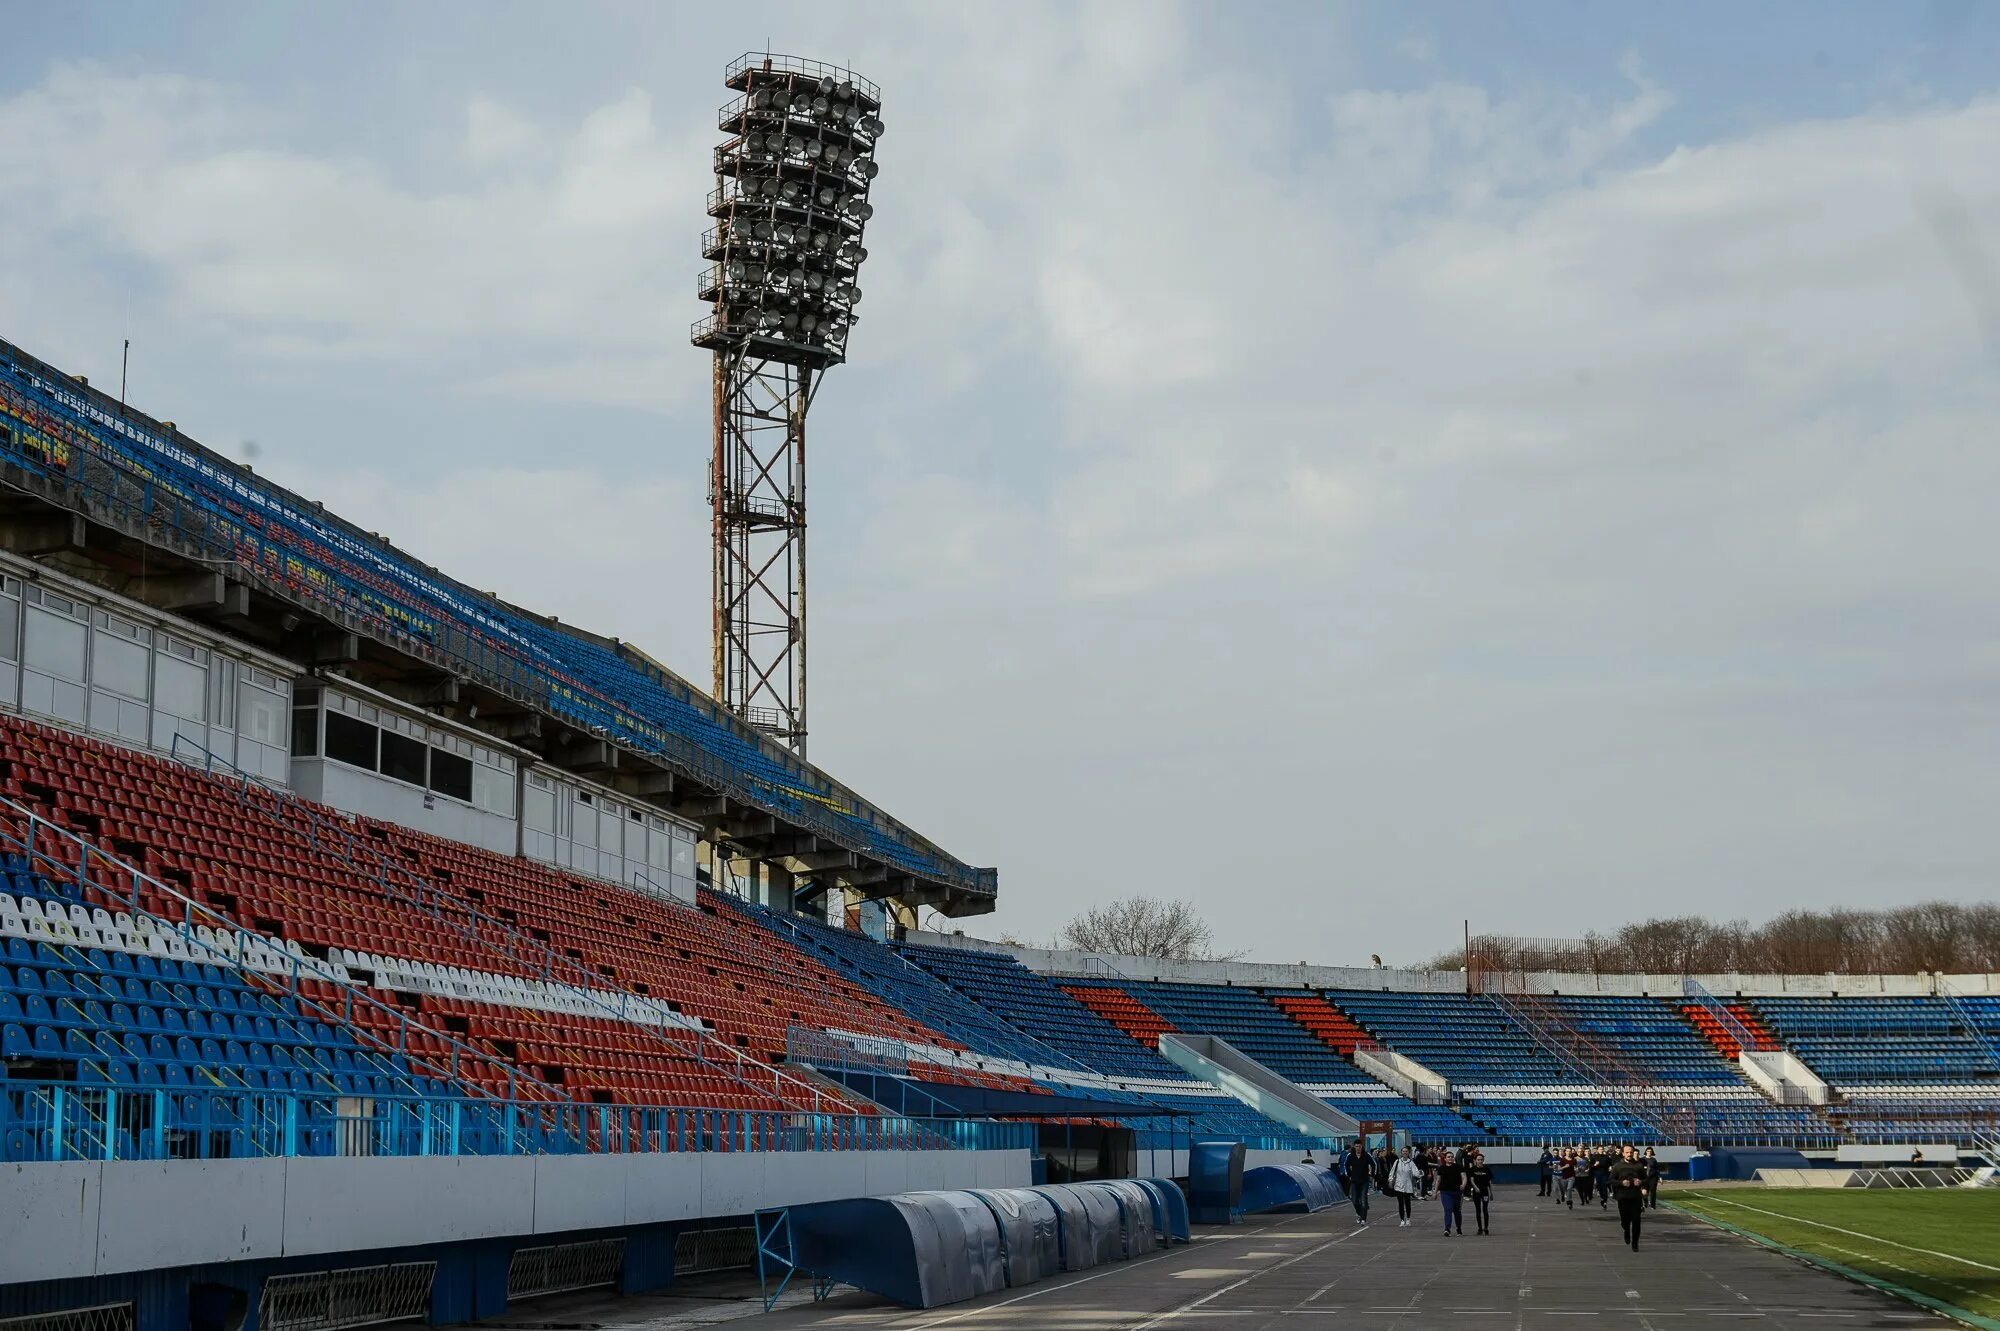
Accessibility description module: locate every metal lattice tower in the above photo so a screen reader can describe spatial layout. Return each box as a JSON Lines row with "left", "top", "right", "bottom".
{"left": 695, "top": 54, "right": 883, "bottom": 755}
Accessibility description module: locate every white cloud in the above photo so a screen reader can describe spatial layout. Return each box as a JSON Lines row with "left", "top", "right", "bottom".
{"left": 2, "top": 12, "right": 1998, "bottom": 958}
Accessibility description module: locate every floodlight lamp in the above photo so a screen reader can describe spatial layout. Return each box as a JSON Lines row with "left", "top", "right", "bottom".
{"left": 857, "top": 159, "right": 879, "bottom": 180}
{"left": 860, "top": 116, "right": 884, "bottom": 136}
{"left": 836, "top": 80, "right": 855, "bottom": 99}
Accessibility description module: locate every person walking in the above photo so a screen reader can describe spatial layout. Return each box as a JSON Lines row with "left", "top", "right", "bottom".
{"left": 1390, "top": 1146, "right": 1421, "bottom": 1227}
{"left": 1467, "top": 1150, "right": 1495, "bottom": 1235}
{"left": 1341, "top": 1141, "right": 1373, "bottom": 1226}
{"left": 1612, "top": 1144, "right": 1649, "bottom": 1250}
{"left": 1419, "top": 1146, "right": 1436, "bottom": 1200}
{"left": 1437, "top": 1150, "right": 1466, "bottom": 1235}
{"left": 1643, "top": 1146, "right": 1661, "bottom": 1209}
{"left": 1575, "top": 1149, "right": 1594, "bottom": 1207}
{"left": 1537, "top": 1145, "right": 1554, "bottom": 1198}
{"left": 1556, "top": 1149, "right": 1576, "bottom": 1208}
{"left": 1593, "top": 1148, "right": 1613, "bottom": 1209}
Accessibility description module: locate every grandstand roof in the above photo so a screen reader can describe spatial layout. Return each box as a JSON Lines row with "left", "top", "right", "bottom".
{"left": 0, "top": 333, "right": 996, "bottom": 914}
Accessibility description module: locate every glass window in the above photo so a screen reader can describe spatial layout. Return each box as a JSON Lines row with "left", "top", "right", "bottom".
{"left": 0, "top": 594, "right": 18, "bottom": 662}
{"left": 213, "top": 658, "right": 236, "bottom": 730}
{"left": 238, "top": 679, "right": 285, "bottom": 747}
{"left": 24, "top": 606, "right": 86, "bottom": 681}
{"left": 292, "top": 708, "right": 320, "bottom": 757}
{"left": 92, "top": 630, "right": 149, "bottom": 700}
{"left": 155, "top": 655, "right": 205, "bottom": 723}
{"left": 429, "top": 747, "right": 472, "bottom": 802}
{"left": 523, "top": 780, "right": 555, "bottom": 833}
{"left": 379, "top": 730, "right": 426, "bottom": 786}
{"left": 325, "top": 711, "right": 378, "bottom": 770}
{"left": 472, "top": 761, "right": 513, "bottom": 817}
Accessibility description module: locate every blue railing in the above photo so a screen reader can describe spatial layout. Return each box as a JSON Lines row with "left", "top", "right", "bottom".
{"left": 170, "top": 734, "right": 844, "bottom": 1113}
{"left": 0, "top": 1079, "right": 1037, "bottom": 1164}
{"left": 0, "top": 794, "right": 552, "bottom": 1105}
{"left": 0, "top": 337, "right": 991, "bottom": 896}
{"left": 1935, "top": 981, "right": 2000, "bottom": 1076}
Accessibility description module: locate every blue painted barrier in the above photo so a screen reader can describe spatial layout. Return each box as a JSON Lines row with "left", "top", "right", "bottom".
{"left": 1189, "top": 1139, "right": 1246, "bottom": 1224}
{"left": 782, "top": 1192, "right": 1007, "bottom": 1309}
{"left": 1134, "top": 1177, "right": 1191, "bottom": 1243}
{"left": 1240, "top": 1163, "right": 1343, "bottom": 1215}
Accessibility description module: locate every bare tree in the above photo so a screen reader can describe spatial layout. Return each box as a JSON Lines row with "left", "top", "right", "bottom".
{"left": 1059, "top": 896, "right": 1242, "bottom": 961}
{"left": 1423, "top": 900, "right": 1999, "bottom": 975}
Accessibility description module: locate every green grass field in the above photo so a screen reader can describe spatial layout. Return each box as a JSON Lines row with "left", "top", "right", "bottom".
{"left": 1671, "top": 1188, "right": 2000, "bottom": 1323}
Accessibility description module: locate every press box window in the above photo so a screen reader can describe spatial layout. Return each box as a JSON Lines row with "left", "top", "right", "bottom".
{"left": 379, "top": 730, "right": 426, "bottom": 786}
{"left": 429, "top": 746, "right": 472, "bottom": 802}
{"left": 325, "top": 711, "right": 378, "bottom": 770}
{"left": 292, "top": 708, "right": 320, "bottom": 757}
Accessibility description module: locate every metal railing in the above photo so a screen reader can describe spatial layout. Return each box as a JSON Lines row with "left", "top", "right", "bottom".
{"left": 0, "top": 793, "right": 555, "bottom": 1107}
{"left": 169, "top": 735, "right": 844, "bottom": 1115}
{"left": 508, "top": 1240, "right": 624, "bottom": 1300}
{"left": 0, "top": 1078, "right": 1036, "bottom": 1164}
{"left": 1935, "top": 979, "right": 2000, "bottom": 1076}
{"left": 724, "top": 52, "right": 881, "bottom": 103}
{"left": 1682, "top": 978, "right": 1766, "bottom": 1056}
{"left": 260, "top": 1263, "right": 435, "bottom": 1331}
{"left": 1483, "top": 986, "right": 1696, "bottom": 1142}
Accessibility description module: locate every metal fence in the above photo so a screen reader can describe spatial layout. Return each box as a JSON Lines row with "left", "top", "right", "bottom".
{"left": 508, "top": 1240, "right": 624, "bottom": 1300}
{"left": 675, "top": 1227, "right": 757, "bottom": 1275}
{"left": 0, "top": 1079, "right": 1037, "bottom": 1164}
{"left": 259, "top": 1263, "right": 435, "bottom": 1331}
{"left": 0, "top": 1305, "right": 134, "bottom": 1331}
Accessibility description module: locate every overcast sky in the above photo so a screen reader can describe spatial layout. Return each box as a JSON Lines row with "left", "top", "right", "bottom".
{"left": 3, "top": 2, "right": 1998, "bottom": 964}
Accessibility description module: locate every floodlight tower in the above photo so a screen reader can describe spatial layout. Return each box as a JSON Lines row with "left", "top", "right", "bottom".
{"left": 694, "top": 53, "right": 884, "bottom": 756}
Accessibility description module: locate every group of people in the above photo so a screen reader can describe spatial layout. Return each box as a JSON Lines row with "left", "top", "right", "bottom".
{"left": 1327, "top": 1140, "right": 1661, "bottom": 1250}
{"left": 1540, "top": 1143, "right": 1660, "bottom": 1250}
{"left": 1330, "top": 1141, "right": 1495, "bottom": 1236}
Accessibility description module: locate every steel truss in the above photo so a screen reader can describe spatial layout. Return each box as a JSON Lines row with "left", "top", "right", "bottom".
{"left": 712, "top": 349, "right": 816, "bottom": 752}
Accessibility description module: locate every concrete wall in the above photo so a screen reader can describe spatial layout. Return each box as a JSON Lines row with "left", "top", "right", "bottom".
{"left": 0, "top": 1148, "right": 1031, "bottom": 1286}
{"left": 910, "top": 932, "right": 2000, "bottom": 999}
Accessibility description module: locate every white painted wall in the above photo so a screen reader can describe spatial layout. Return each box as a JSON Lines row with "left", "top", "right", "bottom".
{"left": 0, "top": 1148, "right": 1033, "bottom": 1285}
{"left": 292, "top": 759, "right": 517, "bottom": 858}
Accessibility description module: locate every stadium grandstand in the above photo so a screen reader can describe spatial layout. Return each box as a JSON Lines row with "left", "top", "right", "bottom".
{"left": 1, "top": 325, "right": 1997, "bottom": 1327}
